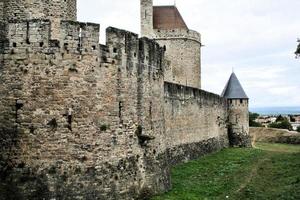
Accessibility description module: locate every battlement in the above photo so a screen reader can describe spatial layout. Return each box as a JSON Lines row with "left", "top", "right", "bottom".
{"left": 164, "top": 82, "right": 226, "bottom": 105}
{"left": 61, "top": 21, "right": 100, "bottom": 55}
{"left": 153, "top": 29, "right": 201, "bottom": 43}
{"left": 1, "top": 19, "right": 165, "bottom": 76}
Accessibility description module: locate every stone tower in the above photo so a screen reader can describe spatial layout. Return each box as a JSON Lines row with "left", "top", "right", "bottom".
{"left": 140, "top": 0, "right": 153, "bottom": 38}
{"left": 222, "top": 72, "right": 251, "bottom": 147}
{"left": 1, "top": 0, "right": 77, "bottom": 38}
{"left": 140, "top": 0, "right": 202, "bottom": 89}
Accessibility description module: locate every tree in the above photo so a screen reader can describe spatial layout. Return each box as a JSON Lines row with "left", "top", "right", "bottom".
{"left": 297, "top": 126, "right": 300, "bottom": 133}
{"left": 296, "top": 39, "right": 300, "bottom": 58}
{"left": 290, "top": 116, "right": 296, "bottom": 122}
{"left": 275, "top": 115, "right": 285, "bottom": 122}
{"left": 249, "top": 112, "right": 262, "bottom": 127}
{"left": 269, "top": 119, "right": 293, "bottom": 131}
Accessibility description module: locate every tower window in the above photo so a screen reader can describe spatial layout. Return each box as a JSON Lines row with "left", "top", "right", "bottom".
{"left": 240, "top": 99, "right": 243, "bottom": 104}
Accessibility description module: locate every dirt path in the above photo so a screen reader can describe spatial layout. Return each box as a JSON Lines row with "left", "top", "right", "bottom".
{"left": 235, "top": 156, "right": 269, "bottom": 194}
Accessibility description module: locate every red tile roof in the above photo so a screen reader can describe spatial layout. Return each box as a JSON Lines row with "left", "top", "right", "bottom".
{"left": 153, "top": 6, "right": 188, "bottom": 30}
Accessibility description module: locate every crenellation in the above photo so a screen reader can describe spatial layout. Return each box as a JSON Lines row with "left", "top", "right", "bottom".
{"left": 153, "top": 29, "right": 201, "bottom": 43}
{"left": 0, "top": 1, "right": 250, "bottom": 199}
{"left": 60, "top": 21, "right": 100, "bottom": 56}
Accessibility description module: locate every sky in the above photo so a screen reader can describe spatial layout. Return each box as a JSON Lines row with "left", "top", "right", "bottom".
{"left": 77, "top": 0, "right": 300, "bottom": 108}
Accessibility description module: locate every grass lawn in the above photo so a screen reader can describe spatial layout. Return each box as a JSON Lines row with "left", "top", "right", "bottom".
{"left": 152, "top": 143, "right": 300, "bottom": 200}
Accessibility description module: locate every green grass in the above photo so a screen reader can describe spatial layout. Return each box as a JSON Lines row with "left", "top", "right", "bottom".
{"left": 152, "top": 143, "right": 300, "bottom": 200}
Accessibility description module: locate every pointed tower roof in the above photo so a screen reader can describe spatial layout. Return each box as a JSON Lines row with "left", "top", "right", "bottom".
{"left": 221, "top": 72, "right": 248, "bottom": 99}
{"left": 153, "top": 6, "right": 188, "bottom": 30}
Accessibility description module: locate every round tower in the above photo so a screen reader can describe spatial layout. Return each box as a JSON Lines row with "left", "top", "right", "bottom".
{"left": 222, "top": 72, "right": 251, "bottom": 147}
{"left": 2, "top": 0, "right": 76, "bottom": 22}
{"left": 2, "top": 0, "right": 76, "bottom": 39}
{"left": 140, "top": 0, "right": 201, "bottom": 89}
{"left": 140, "top": 0, "right": 153, "bottom": 38}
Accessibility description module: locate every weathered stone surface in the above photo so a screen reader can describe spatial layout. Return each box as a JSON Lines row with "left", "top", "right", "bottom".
{"left": 0, "top": 1, "right": 250, "bottom": 199}
{"left": 141, "top": 0, "right": 201, "bottom": 89}
{"left": 227, "top": 99, "right": 251, "bottom": 147}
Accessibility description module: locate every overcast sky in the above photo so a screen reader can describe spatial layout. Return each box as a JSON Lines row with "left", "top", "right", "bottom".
{"left": 77, "top": 0, "right": 300, "bottom": 108}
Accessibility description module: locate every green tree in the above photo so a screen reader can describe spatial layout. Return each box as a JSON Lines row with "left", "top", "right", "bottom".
{"left": 297, "top": 126, "right": 300, "bottom": 133}
{"left": 275, "top": 115, "right": 285, "bottom": 122}
{"left": 249, "top": 112, "right": 262, "bottom": 127}
{"left": 296, "top": 39, "right": 300, "bottom": 58}
{"left": 269, "top": 119, "right": 293, "bottom": 131}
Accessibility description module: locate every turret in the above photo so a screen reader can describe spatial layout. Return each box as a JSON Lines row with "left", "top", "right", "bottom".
{"left": 2, "top": 0, "right": 77, "bottom": 39}
{"left": 140, "top": 0, "right": 153, "bottom": 38}
{"left": 140, "top": 0, "right": 202, "bottom": 89}
{"left": 222, "top": 72, "right": 251, "bottom": 147}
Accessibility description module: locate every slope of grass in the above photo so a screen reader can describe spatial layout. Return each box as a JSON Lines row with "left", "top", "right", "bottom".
{"left": 152, "top": 143, "right": 300, "bottom": 200}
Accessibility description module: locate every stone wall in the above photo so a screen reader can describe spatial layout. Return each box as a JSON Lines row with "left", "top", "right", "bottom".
{"left": 0, "top": 19, "right": 170, "bottom": 200}
{"left": 2, "top": 0, "right": 77, "bottom": 39}
{"left": 153, "top": 29, "right": 201, "bottom": 89}
{"left": 164, "top": 82, "right": 229, "bottom": 165}
{"left": 0, "top": 0, "right": 3, "bottom": 22}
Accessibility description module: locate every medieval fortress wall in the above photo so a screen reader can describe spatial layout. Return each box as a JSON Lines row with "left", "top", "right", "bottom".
{"left": 0, "top": 0, "right": 249, "bottom": 199}
{"left": 0, "top": 19, "right": 170, "bottom": 199}
{"left": 164, "top": 82, "right": 229, "bottom": 165}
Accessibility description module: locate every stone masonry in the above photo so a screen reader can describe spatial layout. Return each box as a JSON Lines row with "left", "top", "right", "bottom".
{"left": 141, "top": 0, "right": 202, "bottom": 89}
{"left": 0, "top": 1, "right": 250, "bottom": 199}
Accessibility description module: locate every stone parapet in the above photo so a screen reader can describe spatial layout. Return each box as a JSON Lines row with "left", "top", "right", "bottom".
{"left": 153, "top": 29, "right": 201, "bottom": 43}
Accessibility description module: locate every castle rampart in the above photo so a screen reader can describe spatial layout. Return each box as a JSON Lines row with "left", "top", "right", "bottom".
{"left": 0, "top": 19, "right": 170, "bottom": 199}
{"left": 164, "top": 82, "right": 229, "bottom": 165}
{"left": 0, "top": 1, "right": 250, "bottom": 199}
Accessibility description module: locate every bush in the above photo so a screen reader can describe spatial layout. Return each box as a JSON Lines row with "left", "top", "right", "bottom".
{"left": 295, "top": 40, "right": 300, "bottom": 58}
{"left": 297, "top": 126, "right": 300, "bottom": 133}
{"left": 249, "top": 112, "right": 263, "bottom": 127}
{"left": 275, "top": 115, "right": 285, "bottom": 122}
{"left": 269, "top": 119, "right": 293, "bottom": 131}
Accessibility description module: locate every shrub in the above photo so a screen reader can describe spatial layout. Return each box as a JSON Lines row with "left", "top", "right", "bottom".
{"left": 269, "top": 119, "right": 293, "bottom": 131}
{"left": 297, "top": 126, "right": 300, "bottom": 133}
{"left": 249, "top": 112, "right": 263, "bottom": 127}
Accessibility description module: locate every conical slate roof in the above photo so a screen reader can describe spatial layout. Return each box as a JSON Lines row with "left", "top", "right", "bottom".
{"left": 221, "top": 72, "right": 248, "bottom": 99}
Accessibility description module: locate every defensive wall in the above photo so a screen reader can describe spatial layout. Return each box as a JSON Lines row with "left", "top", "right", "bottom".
{"left": 0, "top": 19, "right": 229, "bottom": 199}
{"left": 164, "top": 82, "right": 229, "bottom": 165}
{"left": 0, "top": 19, "right": 170, "bottom": 199}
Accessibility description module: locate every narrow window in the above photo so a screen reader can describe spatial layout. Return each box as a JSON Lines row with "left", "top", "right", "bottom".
{"left": 119, "top": 101, "right": 123, "bottom": 124}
